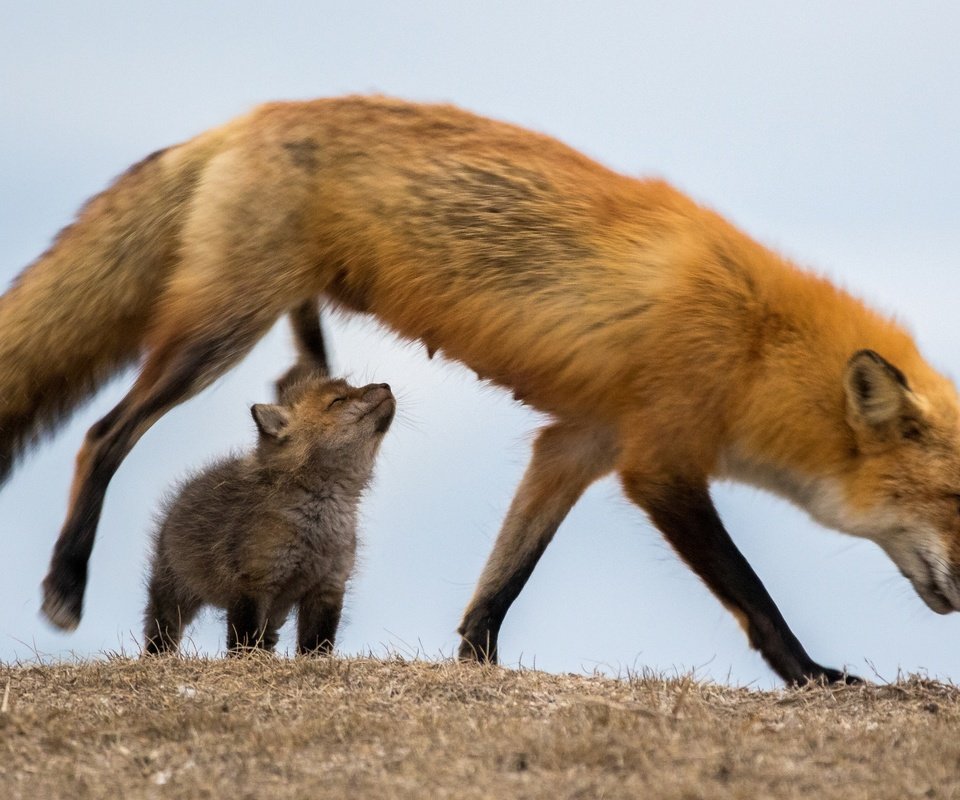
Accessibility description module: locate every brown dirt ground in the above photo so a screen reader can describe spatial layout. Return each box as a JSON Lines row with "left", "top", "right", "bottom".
{"left": 1, "top": 655, "right": 958, "bottom": 799}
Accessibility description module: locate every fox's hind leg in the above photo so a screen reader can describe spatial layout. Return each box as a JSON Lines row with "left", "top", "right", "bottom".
{"left": 275, "top": 299, "right": 330, "bottom": 401}
{"left": 458, "top": 421, "right": 618, "bottom": 663}
{"left": 41, "top": 157, "right": 324, "bottom": 630}
{"left": 41, "top": 302, "right": 281, "bottom": 630}
{"left": 40, "top": 149, "right": 331, "bottom": 631}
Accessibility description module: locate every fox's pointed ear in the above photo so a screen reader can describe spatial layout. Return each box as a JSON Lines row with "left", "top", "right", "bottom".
{"left": 844, "top": 350, "right": 922, "bottom": 439}
{"left": 251, "top": 404, "right": 291, "bottom": 440}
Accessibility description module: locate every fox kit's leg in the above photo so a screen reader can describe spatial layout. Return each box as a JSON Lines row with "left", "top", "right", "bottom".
{"left": 275, "top": 300, "right": 329, "bottom": 400}
{"left": 143, "top": 557, "right": 202, "bottom": 655}
{"left": 296, "top": 586, "right": 345, "bottom": 654}
{"left": 621, "top": 474, "right": 858, "bottom": 685}
{"left": 226, "top": 595, "right": 270, "bottom": 652}
{"left": 458, "top": 422, "right": 618, "bottom": 663}
{"left": 260, "top": 602, "right": 295, "bottom": 653}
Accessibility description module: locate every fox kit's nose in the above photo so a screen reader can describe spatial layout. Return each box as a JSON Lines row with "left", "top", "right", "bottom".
{"left": 363, "top": 382, "right": 392, "bottom": 398}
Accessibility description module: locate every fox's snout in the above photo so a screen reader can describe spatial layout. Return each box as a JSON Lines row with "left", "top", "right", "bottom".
{"left": 914, "top": 555, "right": 960, "bottom": 615}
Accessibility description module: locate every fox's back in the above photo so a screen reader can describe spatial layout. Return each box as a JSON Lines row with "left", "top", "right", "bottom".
{"left": 186, "top": 97, "right": 912, "bottom": 444}
{"left": 204, "top": 97, "right": 743, "bottom": 421}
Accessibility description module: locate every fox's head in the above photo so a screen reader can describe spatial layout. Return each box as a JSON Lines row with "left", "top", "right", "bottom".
{"left": 830, "top": 349, "right": 960, "bottom": 614}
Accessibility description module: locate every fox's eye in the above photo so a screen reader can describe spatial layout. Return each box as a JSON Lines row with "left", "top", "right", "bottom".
{"left": 327, "top": 397, "right": 346, "bottom": 410}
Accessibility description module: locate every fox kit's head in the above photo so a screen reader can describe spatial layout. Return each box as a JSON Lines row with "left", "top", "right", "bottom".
{"left": 251, "top": 375, "right": 395, "bottom": 479}
{"left": 833, "top": 349, "right": 960, "bottom": 614}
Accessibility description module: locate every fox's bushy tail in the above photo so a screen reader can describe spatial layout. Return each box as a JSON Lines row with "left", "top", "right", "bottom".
{"left": 0, "top": 144, "right": 205, "bottom": 483}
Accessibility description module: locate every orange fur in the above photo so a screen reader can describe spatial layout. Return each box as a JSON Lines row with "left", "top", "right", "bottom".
{"left": 7, "top": 96, "right": 959, "bottom": 679}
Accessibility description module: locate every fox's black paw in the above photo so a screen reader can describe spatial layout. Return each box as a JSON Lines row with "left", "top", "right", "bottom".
{"left": 801, "top": 665, "right": 862, "bottom": 686}
{"left": 456, "top": 633, "right": 499, "bottom": 664}
{"left": 40, "top": 565, "right": 85, "bottom": 631}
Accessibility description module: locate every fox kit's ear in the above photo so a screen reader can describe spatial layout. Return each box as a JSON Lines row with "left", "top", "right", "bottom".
{"left": 252, "top": 404, "right": 291, "bottom": 440}
{"left": 844, "top": 350, "right": 923, "bottom": 441}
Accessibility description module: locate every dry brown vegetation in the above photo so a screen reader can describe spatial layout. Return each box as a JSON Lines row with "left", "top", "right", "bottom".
{"left": 1, "top": 654, "right": 958, "bottom": 799}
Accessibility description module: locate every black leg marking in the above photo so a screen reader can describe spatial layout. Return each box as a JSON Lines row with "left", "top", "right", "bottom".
{"left": 227, "top": 596, "right": 266, "bottom": 652}
{"left": 42, "top": 321, "right": 268, "bottom": 630}
{"left": 142, "top": 561, "right": 201, "bottom": 655}
{"left": 290, "top": 300, "right": 328, "bottom": 372}
{"left": 276, "top": 300, "right": 329, "bottom": 401}
{"left": 86, "top": 398, "right": 130, "bottom": 443}
{"left": 457, "top": 530, "right": 556, "bottom": 664}
{"left": 140, "top": 322, "right": 260, "bottom": 422}
{"left": 143, "top": 601, "right": 200, "bottom": 656}
{"left": 260, "top": 626, "right": 281, "bottom": 653}
{"left": 456, "top": 423, "right": 617, "bottom": 665}
{"left": 41, "top": 409, "right": 144, "bottom": 630}
{"left": 628, "top": 478, "right": 858, "bottom": 685}
{"left": 296, "top": 591, "right": 343, "bottom": 655}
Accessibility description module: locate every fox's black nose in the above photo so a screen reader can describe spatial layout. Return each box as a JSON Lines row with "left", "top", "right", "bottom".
{"left": 378, "top": 383, "right": 391, "bottom": 391}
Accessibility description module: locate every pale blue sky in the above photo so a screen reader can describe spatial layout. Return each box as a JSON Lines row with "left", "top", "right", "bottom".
{"left": 2, "top": 2, "right": 959, "bottom": 686}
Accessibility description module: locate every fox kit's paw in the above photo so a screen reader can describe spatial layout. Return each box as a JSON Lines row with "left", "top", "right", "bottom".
{"left": 40, "top": 565, "right": 85, "bottom": 631}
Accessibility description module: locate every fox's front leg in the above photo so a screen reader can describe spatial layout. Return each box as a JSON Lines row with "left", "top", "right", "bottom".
{"left": 622, "top": 474, "right": 858, "bottom": 685}
{"left": 458, "top": 422, "right": 618, "bottom": 663}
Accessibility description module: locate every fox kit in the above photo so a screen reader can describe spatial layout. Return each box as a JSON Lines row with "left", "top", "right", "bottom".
{"left": 6, "top": 96, "right": 960, "bottom": 683}
{"left": 143, "top": 375, "right": 395, "bottom": 655}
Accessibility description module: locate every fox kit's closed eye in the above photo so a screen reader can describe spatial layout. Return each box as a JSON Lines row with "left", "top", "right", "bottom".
{"left": 143, "top": 376, "right": 395, "bottom": 655}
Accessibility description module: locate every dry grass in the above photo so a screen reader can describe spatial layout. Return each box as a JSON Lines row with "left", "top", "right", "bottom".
{"left": 1, "top": 655, "right": 958, "bottom": 799}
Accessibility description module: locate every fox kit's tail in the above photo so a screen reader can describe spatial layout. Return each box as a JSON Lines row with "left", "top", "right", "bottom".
{"left": 0, "top": 145, "right": 204, "bottom": 482}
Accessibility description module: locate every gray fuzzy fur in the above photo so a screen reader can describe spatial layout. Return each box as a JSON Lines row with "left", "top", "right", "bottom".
{"left": 143, "top": 375, "right": 394, "bottom": 655}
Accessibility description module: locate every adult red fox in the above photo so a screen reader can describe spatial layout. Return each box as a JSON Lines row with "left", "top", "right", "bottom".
{"left": 5, "top": 96, "right": 958, "bottom": 683}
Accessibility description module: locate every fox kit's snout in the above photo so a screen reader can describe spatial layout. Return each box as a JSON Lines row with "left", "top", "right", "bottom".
{"left": 260, "top": 377, "right": 395, "bottom": 463}
{"left": 143, "top": 374, "right": 393, "bottom": 655}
